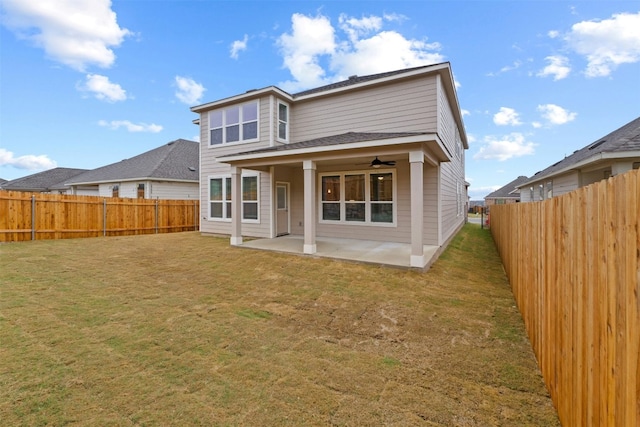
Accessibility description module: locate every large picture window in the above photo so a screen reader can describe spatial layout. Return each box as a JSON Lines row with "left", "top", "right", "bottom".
{"left": 320, "top": 170, "right": 395, "bottom": 225}
{"left": 209, "top": 101, "right": 259, "bottom": 145}
{"left": 209, "top": 174, "right": 259, "bottom": 221}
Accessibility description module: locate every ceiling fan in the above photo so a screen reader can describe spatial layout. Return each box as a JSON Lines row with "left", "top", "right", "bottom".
{"left": 368, "top": 156, "right": 395, "bottom": 168}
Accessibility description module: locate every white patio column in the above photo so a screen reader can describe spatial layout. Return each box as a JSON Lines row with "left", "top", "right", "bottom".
{"left": 230, "top": 166, "right": 243, "bottom": 246}
{"left": 409, "top": 151, "right": 424, "bottom": 267}
{"left": 303, "top": 160, "right": 317, "bottom": 254}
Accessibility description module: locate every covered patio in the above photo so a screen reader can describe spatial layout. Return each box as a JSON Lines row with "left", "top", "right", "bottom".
{"left": 239, "top": 235, "right": 441, "bottom": 270}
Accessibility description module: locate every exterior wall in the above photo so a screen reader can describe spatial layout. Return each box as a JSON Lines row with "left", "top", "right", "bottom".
{"left": 436, "top": 78, "right": 466, "bottom": 243}
{"left": 553, "top": 172, "right": 580, "bottom": 197}
{"left": 291, "top": 76, "right": 438, "bottom": 142}
{"left": 97, "top": 181, "right": 197, "bottom": 199}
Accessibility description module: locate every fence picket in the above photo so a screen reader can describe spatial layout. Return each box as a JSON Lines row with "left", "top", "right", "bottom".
{"left": 0, "top": 191, "right": 199, "bottom": 242}
{"left": 490, "top": 169, "right": 639, "bottom": 427}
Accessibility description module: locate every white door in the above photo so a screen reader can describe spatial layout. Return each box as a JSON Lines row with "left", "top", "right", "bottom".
{"left": 276, "top": 182, "right": 289, "bottom": 236}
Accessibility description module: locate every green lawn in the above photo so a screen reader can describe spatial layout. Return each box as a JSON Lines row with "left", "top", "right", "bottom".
{"left": 0, "top": 224, "right": 559, "bottom": 426}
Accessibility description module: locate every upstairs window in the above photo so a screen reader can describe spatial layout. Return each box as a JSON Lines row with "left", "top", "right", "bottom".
{"left": 277, "top": 101, "right": 289, "bottom": 141}
{"left": 209, "top": 101, "right": 259, "bottom": 146}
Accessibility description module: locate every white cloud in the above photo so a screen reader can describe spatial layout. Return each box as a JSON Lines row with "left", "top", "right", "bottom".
{"left": 276, "top": 12, "right": 444, "bottom": 92}
{"left": 564, "top": 12, "right": 640, "bottom": 77}
{"left": 493, "top": 107, "right": 522, "bottom": 126}
{"left": 98, "top": 120, "right": 162, "bottom": 133}
{"left": 473, "top": 133, "right": 536, "bottom": 161}
{"left": 0, "top": 148, "right": 57, "bottom": 170}
{"left": 461, "top": 109, "right": 470, "bottom": 117}
{"left": 78, "top": 74, "right": 127, "bottom": 102}
{"left": 175, "top": 76, "right": 205, "bottom": 105}
{"left": 0, "top": 0, "right": 131, "bottom": 71}
{"left": 537, "top": 104, "right": 577, "bottom": 125}
{"left": 230, "top": 34, "right": 248, "bottom": 59}
{"left": 537, "top": 55, "right": 571, "bottom": 80}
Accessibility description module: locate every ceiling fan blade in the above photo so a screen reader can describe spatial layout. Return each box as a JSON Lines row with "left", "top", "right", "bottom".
{"left": 381, "top": 161, "right": 396, "bottom": 166}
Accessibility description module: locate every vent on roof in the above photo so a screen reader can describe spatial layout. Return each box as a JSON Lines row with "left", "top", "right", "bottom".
{"left": 167, "top": 141, "right": 175, "bottom": 145}
{"left": 588, "top": 139, "right": 606, "bottom": 150}
{"left": 551, "top": 160, "right": 562, "bottom": 167}
{"left": 348, "top": 75, "right": 358, "bottom": 80}
{"left": 188, "top": 167, "right": 196, "bottom": 172}
{"left": 246, "top": 89, "right": 257, "bottom": 93}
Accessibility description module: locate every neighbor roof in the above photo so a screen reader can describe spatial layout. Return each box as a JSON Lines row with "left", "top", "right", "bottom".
{"left": 521, "top": 116, "right": 640, "bottom": 186}
{"left": 485, "top": 176, "right": 530, "bottom": 200}
{"left": 66, "top": 139, "right": 199, "bottom": 185}
{"left": 2, "top": 167, "right": 88, "bottom": 192}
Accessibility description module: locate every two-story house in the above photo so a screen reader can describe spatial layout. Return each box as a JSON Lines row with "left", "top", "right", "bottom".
{"left": 191, "top": 62, "right": 468, "bottom": 268}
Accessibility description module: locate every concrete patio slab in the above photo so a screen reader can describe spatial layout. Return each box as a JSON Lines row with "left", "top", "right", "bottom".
{"left": 238, "top": 235, "right": 440, "bottom": 270}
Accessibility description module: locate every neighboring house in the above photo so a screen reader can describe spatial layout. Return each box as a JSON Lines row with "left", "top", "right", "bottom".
{"left": 65, "top": 139, "right": 199, "bottom": 199}
{"left": 191, "top": 62, "right": 468, "bottom": 268}
{"left": 519, "top": 116, "right": 640, "bottom": 202}
{"left": 0, "top": 178, "right": 8, "bottom": 189}
{"left": 484, "top": 175, "right": 529, "bottom": 207}
{"left": 1, "top": 167, "right": 88, "bottom": 194}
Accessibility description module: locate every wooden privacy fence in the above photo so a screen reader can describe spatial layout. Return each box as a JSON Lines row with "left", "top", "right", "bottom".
{"left": 0, "top": 191, "right": 199, "bottom": 242}
{"left": 490, "top": 169, "right": 639, "bottom": 427}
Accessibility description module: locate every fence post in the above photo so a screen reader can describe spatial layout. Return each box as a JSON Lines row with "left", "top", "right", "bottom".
{"left": 31, "top": 195, "right": 36, "bottom": 240}
{"left": 103, "top": 199, "right": 107, "bottom": 236}
{"left": 194, "top": 201, "right": 197, "bottom": 231}
{"left": 155, "top": 199, "right": 159, "bottom": 234}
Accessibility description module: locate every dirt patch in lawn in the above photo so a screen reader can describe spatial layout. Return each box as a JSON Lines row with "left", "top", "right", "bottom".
{"left": 0, "top": 225, "right": 559, "bottom": 426}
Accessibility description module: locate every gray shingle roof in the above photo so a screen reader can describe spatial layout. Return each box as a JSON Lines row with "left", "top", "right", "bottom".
{"left": 485, "top": 176, "right": 530, "bottom": 199}
{"left": 2, "top": 167, "right": 88, "bottom": 192}
{"left": 218, "top": 132, "right": 427, "bottom": 158}
{"left": 522, "top": 116, "right": 640, "bottom": 186}
{"left": 292, "top": 64, "right": 446, "bottom": 97}
{"left": 66, "top": 139, "right": 199, "bottom": 185}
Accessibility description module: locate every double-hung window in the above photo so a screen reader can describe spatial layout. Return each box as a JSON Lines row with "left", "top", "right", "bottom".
{"left": 209, "top": 174, "right": 259, "bottom": 221}
{"left": 209, "top": 177, "right": 232, "bottom": 220}
{"left": 277, "top": 101, "right": 289, "bottom": 141}
{"left": 320, "top": 171, "right": 395, "bottom": 225}
{"left": 209, "top": 101, "right": 259, "bottom": 145}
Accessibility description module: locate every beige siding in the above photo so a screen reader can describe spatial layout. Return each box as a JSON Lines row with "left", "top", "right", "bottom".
{"left": 291, "top": 77, "right": 438, "bottom": 142}
{"left": 149, "top": 182, "right": 199, "bottom": 200}
{"left": 423, "top": 164, "right": 440, "bottom": 245}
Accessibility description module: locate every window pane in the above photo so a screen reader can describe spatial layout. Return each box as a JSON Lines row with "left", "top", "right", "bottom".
{"left": 345, "top": 174, "right": 364, "bottom": 201}
{"left": 370, "top": 173, "right": 393, "bottom": 201}
{"left": 322, "top": 176, "right": 340, "bottom": 201}
{"left": 226, "top": 106, "right": 239, "bottom": 124}
{"left": 226, "top": 124, "right": 239, "bottom": 142}
{"left": 371, "top": 203, "right": 393, "bottom": 223}
{"left": 210, "top": 202, "right": 222, "bottom": 218}
{"left": 278, "top": 103, "right": 288, "bottom": 121}
{"left": 243, "top": 102, "right": 257, "bottom": 122}
{"left": 346, "top": 203, "right": 365, "bottom": 221}
{"left": 322, "top": 203, "right": 340, "bottom": 221}
{"left": 243, "top": 202, "right": 258, "bottom": 220}
{"left": 243, "top": 176, "right": 257, "bottom": 201}
{"left": 210, "top": 128, "right": 223, "bottom": 145}
{"left": 225, "top": 177, "right": 231, "bottom": 201}
{"left": 243, "top": 121, "right": 257, "bottom": 140}
{"left": 210, "top": 178, "right": 222, "bottom": 200}
{"left": 278, "top": 122, "right": 287, "bottom": 140}
{"left": 277, "top": 186, "right": 286, "bottom": 209}
{"left": 226, "top": 201, "right": 232, "bottom": 219}
{"left": 209, "top": 110, "right": 223, "bottom": 128}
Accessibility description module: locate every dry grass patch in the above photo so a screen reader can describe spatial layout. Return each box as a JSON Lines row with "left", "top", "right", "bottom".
{"left": 0, "top": 225, "right": 558, "bottom": 426}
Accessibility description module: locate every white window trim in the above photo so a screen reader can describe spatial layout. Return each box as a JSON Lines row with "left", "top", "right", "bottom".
{"left": 241, "top": 174, "right": 260, "bottom": 224}
{"left": 318, "top": 169, "right": 397, "bottom": 227}
{"left": 208, "top": 100, "right": 260, "bottom": 147}
{"left": 207, "top": 173, "right": 260, "bottom": 223}
{"left": 207, "top": 175, "right": 232, "bottom": 222}
{"left": 276, "top": 100, "right": 289, "bottom": 143}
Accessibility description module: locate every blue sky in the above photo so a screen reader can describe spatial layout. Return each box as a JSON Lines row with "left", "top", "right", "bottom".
{"left": 1, "top": 0, "right": 639, "bottom": 199}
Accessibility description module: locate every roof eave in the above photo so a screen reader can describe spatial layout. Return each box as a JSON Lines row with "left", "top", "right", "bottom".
{"left": 217, "top": 133, "right": 446, "bottom": 165}
{"left": 190, "top": 86, "right": 293, "bottom": 113}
